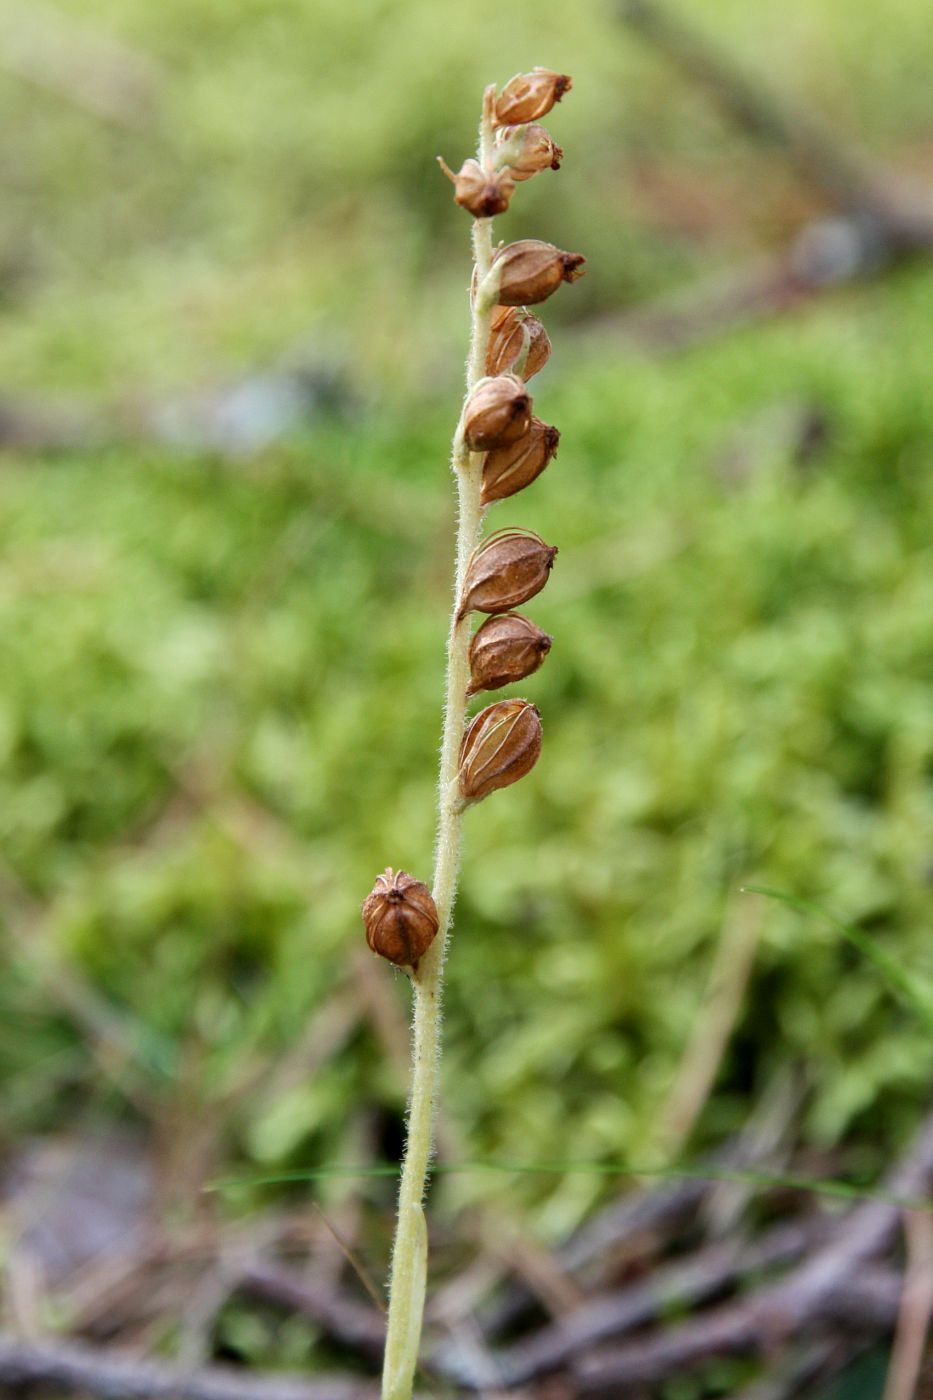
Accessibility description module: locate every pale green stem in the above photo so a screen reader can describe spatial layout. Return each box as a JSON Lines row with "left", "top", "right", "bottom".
{"left": 380, "top": 89, "right": 498, "bottom": 1400}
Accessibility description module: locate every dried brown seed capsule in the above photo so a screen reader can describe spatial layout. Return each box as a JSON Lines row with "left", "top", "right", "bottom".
{"left": 459, "top": 698, "right": 543, "bottom": 802}
{"left": 462, "top": 375, "right": 532, "bottom": 451}
{"left": 457, "top": 527, "right": 558, "bottom": 619}
{"left": 467, "top": 613, "right": 553, "bottom": 695}
{"left": 493, "top": 239, "right": 586, "bottom": 306}
{"left": 496, "top": 124, "right": 563, "bottom": 181}
{"left": 494, "top": 68, "right": 572, "bottom": 126}
{"left": 481, "top": 417, "right": 560, "bottom": 504}
{"left": 438, "top": 156, "right": 514, "bottom": 217}
{"left": 362, "top": 868, "right": 439, "bottom": 969}
{"left": 486, "top": 307, "right": 551, "bottom": 379}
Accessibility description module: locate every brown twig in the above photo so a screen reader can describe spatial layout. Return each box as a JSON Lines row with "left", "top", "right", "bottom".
{"left": 575, "top": 1107, "right": 933, "bottom": 1393}
{"left": 821, "top": 1267, "right": 905, "bottom": 1330}
{"left": 0, "top": 1, "right": 161, "bottom": 129}
{"left": 618, "top": 0, "right": 879, "bottom": 211}
{"left": 475, "top": 1083, "right": 803, "bottom": 1346}
{"left": 598, "top": 0, "right": 933, "bottom": 356}
{"left": 566, "top": 1075, "right": 805, "bottom": 1285}
{"left": 700, "top": 1066, "right": 806, "bottom": 1238}
{"left": 450, "top": 1218, "right": 823, "bottom": 1388}
{"left": 473, "top": 1170, "right": 708, "bottom": 1343}
{"left": 0, "top": 1333, "right": 391, "bottom": 1400}
{"left": 731, "top": 1337, "right": 863, "bottom": 1400}
{"left": 881, "top": 1210, "right": 933, "bottom": 1400}
{"left": 616, "top": 0, "right": 933, "bottom": 243}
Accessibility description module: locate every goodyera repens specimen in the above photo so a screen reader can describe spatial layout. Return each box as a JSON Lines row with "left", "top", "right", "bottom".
{"left": 362, "top": 69, "right": 584, "bottom": 1400}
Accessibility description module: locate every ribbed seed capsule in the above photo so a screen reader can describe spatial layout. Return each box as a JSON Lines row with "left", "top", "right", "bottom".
{"left": 362, "top": 868, "right": 439, "bottom": 969}
{"left": 496, "top": 124, "right": 563, "bottom": 181}
{"left": 438, "top": 156, "right": 515, "bottom": 217}
{"left": 468, "top": 613, "right": 553, "bottom": 695}
{"left": 462, "top": 375, "right": 532, "bottom": 451}
{"left": 493, "top": 240, "right": 586, "bottom": 306}
{"left": 494, "top": 68, "right": 572, "bottom": 125}
{"left": 486, "top": 307, "right": 551, "bottom": 379}
{"left": 482, "top": 417, "right": 560, "bottom": 504}
{"left": 457, "top": 527, "right": 557, "bottom": 620}
{"left": 459, "top": 699, "right": 543, "bottom": 802}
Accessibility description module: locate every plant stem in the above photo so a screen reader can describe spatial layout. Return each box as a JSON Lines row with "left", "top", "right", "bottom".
{"left": 380, "top": 88, "right": 497, "bottom": 1400}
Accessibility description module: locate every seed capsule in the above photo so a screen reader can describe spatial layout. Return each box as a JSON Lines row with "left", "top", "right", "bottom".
{"left": 438, "top": 156, "right": 514, "bottom": 217}
{"left": 462, "top": 375, "right": 532, "bottom": 452}
{"left": 486, "top": 307, "right": 551, "bottom": 379}
{"left": 493, "top": 240, "right": 586, "bottom": 306}
{"left": 482, "top": 417, "right": 560, "bottom": 504}
{"left": 496, "top": 124, "right": 563, "bottom": 181}
{"left": 362, "top": 868, "right": 439, "bottom": 969}
{"left": 494, "top": 69, "right": 572, "bottom": 126}
{"left": 459, "top": 699, "right": 543, "bottom": 802}
{"left": 458, "top": 528, "right": 557, "bottom": 619}
{"left": 468, "top": 613, "right": 553, "bottom": 695}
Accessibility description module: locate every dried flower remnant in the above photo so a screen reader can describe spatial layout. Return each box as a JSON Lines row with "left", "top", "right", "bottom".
{"left": 468, "top": 612, "right": 553, "bottom": 695}
{"left": 486, "top": 307, "right": 551, "bottom": 379}
{"left": 492, "top": 238, "right": 586, "bottom": 306}
{"left": 362, "top": 868, "right": 439, "bottom": 970}
{"left": 459, "top": 699, "right": 543, "bottom": 801}
{"left": 496, "top": 123, "right": 563, "bottom": 181}
{"left": 458, "top": 527, "right": 558, "bottom": 619}
{"left": 482, "top": 417, "right": 560, "bottom": 504}
{"left": 494, "top": 67, "right": 572, "bottom": 125}
{"left": 438, "top": 156, "right": 515, "bottom": 217}
{"left": 462, "top": 374, "right": 532, "bottom": 451}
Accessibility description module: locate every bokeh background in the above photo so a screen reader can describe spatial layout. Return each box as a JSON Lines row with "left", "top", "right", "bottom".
{"left": 2, "top": 0, "right": 933, "bottom": 1393}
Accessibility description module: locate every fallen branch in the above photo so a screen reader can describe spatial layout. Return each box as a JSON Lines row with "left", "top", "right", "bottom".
{"left": 880, "top": 1210, "right": 933, "bottom": 1400}
{"left": 473, "top": 1170, "right": 710, "bottom": 1344}
{"left": 732, "top": 1337, "right": 863, "bottom": 1400}
{"left": 615, "top": 0, "right": 866, "bottom": 205}
{"left": 616, "top": 0, "right": 933, "bottom": 243}
{"left": 0, "top": 1334, "right": 384, "bottom": 1400}
{"left": 476, "top": 1077, "right": 802, "bottom": 1345}
{"left": 575, "top": 1107, "right": 933, "bottom": 1393}
{"left": 0, "top": 1, "right": 161, "bottom": 129}
{"left": 472, "top": 1218, "right": 822, "bottom": 1387}
{"left": 592, "top": 0, "right": 933, "bottom": 356}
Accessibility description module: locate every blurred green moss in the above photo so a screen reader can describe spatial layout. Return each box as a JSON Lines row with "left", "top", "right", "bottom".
{"left": 1, "top": 0, "right": 932, "bottom": 1255}
{"left": 3, "top": 263, "right": 933, "bottom": 1235}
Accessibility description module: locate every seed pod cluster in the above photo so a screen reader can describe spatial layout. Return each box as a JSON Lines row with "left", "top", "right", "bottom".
{"left": 454, "top": 68, "right": 585, "bottom": 805}
{"left": 362, "top": 868, "right": 439, "bottom": 970}
{"left": 439, "top": 70, "right": 574, "bottom": 222}
{"left": 367, "top": 71, "right": 585, "bottom": 962}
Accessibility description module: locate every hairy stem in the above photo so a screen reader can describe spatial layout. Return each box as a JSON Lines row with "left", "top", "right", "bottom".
{"left": 380, "top": 88, "right": 497, "bottom": 1400}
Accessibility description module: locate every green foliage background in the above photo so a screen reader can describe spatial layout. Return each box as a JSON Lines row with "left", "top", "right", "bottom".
{"left": 1, "top": 0, "right": 933, "bottom": 1256}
